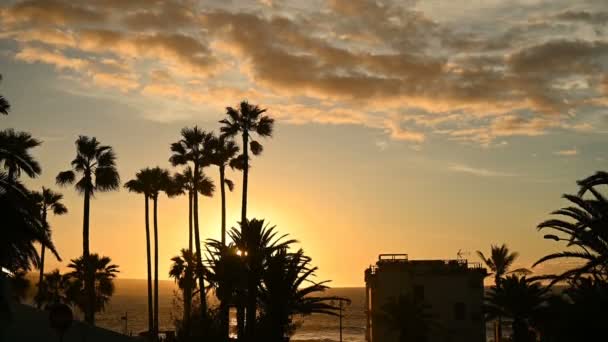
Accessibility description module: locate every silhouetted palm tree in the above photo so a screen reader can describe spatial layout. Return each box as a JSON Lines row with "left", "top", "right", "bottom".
{"left": 535, "top": 174, "right": 608, "bottom": 282}
{"left": 0, "top": 172, "right": 59, "bottom": 272}
{"left": 228, "top": 219, "right": 296, "bottom": 339}
{"left": 205, "top": 241, "right": 247, "bottom": 341}
{"left": 56, "top": 136, "right": 120, "bottom": 324}
{"left": 477, "top": 244, "right": 529, "bottom": 341}
{"left": 31, "top": 187, "right": 67, "bottom": 308}
{"left": 485, "top": 275, "right": 548, "bottom": 342}
{"left": 376, "top": 294, "right": 435, "bottom": 342}
{"left": 0, "top": 129, "right": 41, "bottom": 181}
{"left": 170, "top": 127, "right": 215, "bottom": 318}
{"left": 173, "top": 166, "right": 215, "bottom": 252}
{"left": 258, "top": 249, "right": 341, "bottom": 341}
{"left": 220, "top": 101, "right": 274, "bottom": 225}
{"left": 35, "top": 269, "right": 71, "bottom": 308}
{"left": 210, "top": 135, "right": 239, "bottom": 246}
{"left": 0, "top": 74, "right": 10, "bottom": 115}
{"left": 124, "top": 169, "right": 155, "bottom": 336}
{"left": 65, "top": 254, "right": 119, "bottom": 316}
{"left": 169, "top": 249, "right": 199, "bottom": 337}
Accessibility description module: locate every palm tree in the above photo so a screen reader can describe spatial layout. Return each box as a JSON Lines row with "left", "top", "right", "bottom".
{"left": 143, "top": 167, "right": 174, "bottom": 340}
{"left": 0, "top": 172, "right": 59, "bottom": 272}
{"left": 56, "top": 136, "right": 120, "bottom": 324}
{"left": 228, "top": 219, "right": 297, "bottom": 339}
{"left": 205, "top": 241, "right": 247, "bottom": 341}
{"left": 220, "top": 101, "right": 274, "bottom": 225}
{"left": 258, "top": 248, "right": 341, "bottom": 341}
{"left": 169, "top": 249, "right": 198, "bottom": 337}
{"left": 0, "top": 74, "right": 10, "bottom": 115}
{"left": 210, "top": 135, "right": 239, "bottom": 246}
{"left": 477, "top": 244, "right": 530, "bottom": 342}
{"left": 170, "top": 127, "right": 215, "bottom": 318}
{"left": 534, "top": 173, "right": 608, "bottom": 282}
{"left": 0, "top": 129, "right": 41, "bottom": 181}
{"left": 65, "top": 254, "right": 119, "bottom": 316}
{"left": 35, "top": 269, "right": 71, "bottom": 308}
{"left": 484, "top": 275, "right": 548, "bottom": 342}
{"left": 172, "top": 166, "right": 215, "bottom": 252}
{"left": 124, "top": 169, "right": 155, "bottom": 336}
{"left": 31, "top": 187, "right": 67, "bottom": 308}
{"left": 376, "top": 294, "right": 435, "bottom": 342}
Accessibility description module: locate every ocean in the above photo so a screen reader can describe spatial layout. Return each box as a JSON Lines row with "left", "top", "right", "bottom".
{"left": 93, "top": 279, "right": 366, "bottom": 342}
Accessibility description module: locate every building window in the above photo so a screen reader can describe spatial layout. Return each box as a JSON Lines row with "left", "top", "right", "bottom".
{"left": 454, "top": 302, "right": 466, "bottom": 320}
{"left": 414, "top": 285, "right": 425, "bottom": 300}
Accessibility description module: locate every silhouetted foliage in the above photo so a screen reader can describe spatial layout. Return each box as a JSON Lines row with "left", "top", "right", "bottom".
{"left": 535, "top": 172, "right": 608, "bottom": 283}
{"left": 35, "top": 269, "right": 71, "bottom": 308}
{"left": 376, "top": 294, "right": 435, "bottom": 342}
{"left": 0, "top": 129, "right": 41, "bottom": 180}
{"left": 0, "top": 173, "right": 58, "bottom": 272}
{"left": 170, "top": 249, "right": 199, "bottom": 339}
{"left": 0, "top": 74, "right": 10, "bottom": 115}
{"left": 31, "top": 187, "right": 67, "bottom": 308}
{"left": 170, "top": 127, "right": 215, "bottom": 319}
{"left": 65, "top": 254, "right": 119, "bottom": 315}
{"left": 9, "top": 269, "right": 31, "bottom": 303}
{"left": 220, "top": 101, "right": 274, "bottom": 227}
{"left": 258, "top": 248, "right": 341, "bottom": 341}
{"left": 56, "top": 135, "right": 119, "bottom": 324}
{"left": 485, "top": 275, "right": 548, "bottom": 342}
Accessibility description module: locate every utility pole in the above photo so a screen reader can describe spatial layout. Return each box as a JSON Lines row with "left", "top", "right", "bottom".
{"left": 332, "top": 298, "right": 351, "bottom": 342}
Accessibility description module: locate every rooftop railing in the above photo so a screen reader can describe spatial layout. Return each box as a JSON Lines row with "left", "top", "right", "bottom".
{"left": 378, "top": 253, "right": 409, "bottom": 262}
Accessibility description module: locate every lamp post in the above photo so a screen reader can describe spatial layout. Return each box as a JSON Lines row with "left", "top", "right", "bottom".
{"left": 332, "top": 298, "right": 351, "bottom": 342}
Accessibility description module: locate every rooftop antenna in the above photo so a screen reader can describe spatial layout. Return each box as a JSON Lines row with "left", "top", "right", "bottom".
{"left": 456, "top": 249, "right": 470, "bottom": 261}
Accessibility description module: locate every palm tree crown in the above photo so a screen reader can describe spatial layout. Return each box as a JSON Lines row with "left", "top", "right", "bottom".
{"left": 65, "top": 254, "right": 119, "bottom": 314}
{"left": 56, "top": 135, "right": 120, "bottom": 194}
{"left": 0, "top": 129, "right": 42, "bottom": 180}
{"left": 477, "top": 244, "right": 530, "bottom": 286}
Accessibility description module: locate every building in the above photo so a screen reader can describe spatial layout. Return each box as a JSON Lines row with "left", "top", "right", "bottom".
{"left": 364, "top": 254, "right": 487, "bottom": 342}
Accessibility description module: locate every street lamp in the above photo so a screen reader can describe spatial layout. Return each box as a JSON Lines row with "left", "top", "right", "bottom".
{"left": 331, "top": 298, "right": 352, "bottom": 342}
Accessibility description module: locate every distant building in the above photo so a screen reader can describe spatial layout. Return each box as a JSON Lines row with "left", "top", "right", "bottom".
{"left": 364, "top": 254, "right": 487, "bottom": 342}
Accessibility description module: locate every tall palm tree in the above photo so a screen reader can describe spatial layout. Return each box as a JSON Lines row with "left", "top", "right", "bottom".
{"left": 534, "top": 173, "right": 608, "bottom": 282}
{"left": 31, "top": 187, "right": 67, "bottom": 308}
{"left": 173, "top": 166, "right": 215, "bottom": 252}
{"left": 484, "top": 275, "right": 548, "bottom": 342}
{"left": 228, "top": 219, "right": 297, "bottom": 339}
{"left": 0, "top": 129, "right": 41, "bottom": 181}
{"left": 376, "top": 294, "right": 436, "bottom": 342}
{"left": 65, "top": 254, "right": 119, "bottom": 316}
{"left": 169, "top": 249, "right": 199, "bottom": 337}
{"left": 210, "top": 135, "right": 239, "bottom": 246}
{"left": 124, "top": 170, "right": 155, "bottom": 336}
{"left": 0, "top": 172, "right": 59, "bottom": 272}
{"left": 220, "top": 101, "right": 274, "bottom": 225}
{"left": 477, "top": 244, "right": 529, "bottom": 342}
{"left": 145, "top": 167, "right": 175, "bottom": 340}
{"left": 56, "top": 135, "right": 120, "bottom": 324}
{"left": 170, "top": 127, "right": 215, "bottom": 318}
{"left": 0, "top": 74, "right": 10, "bottom": 115}
{"left": 258, "top": 248, "right": 341, "bottom": 341}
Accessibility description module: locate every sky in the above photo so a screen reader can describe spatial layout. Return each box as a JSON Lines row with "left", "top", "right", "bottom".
{"left": 0, "top": 0, "right": 607, "bottom": 286}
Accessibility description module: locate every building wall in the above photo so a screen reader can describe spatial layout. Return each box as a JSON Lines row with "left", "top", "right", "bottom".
{"left": 366, "top": 260, "right": 485, "bottom": 342}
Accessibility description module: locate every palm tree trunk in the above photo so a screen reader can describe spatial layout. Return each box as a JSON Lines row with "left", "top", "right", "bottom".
{"left": 192, "top": 164, "right": 208, "bottom": 319}
{"left": 241, "top": 131, "right": 248, "bottom": 226}
{"left": 145, "top": 196, "right": 153, "bottom": 339}
{"left": 237, "top": 302, "right": 245, "bottom": 341}
{"left": 83, "top": 184, "right": 95, "bottom": 325}
{"left": 37, "top": 209, "right": 47, "bottom": 309}
{"left": 245, "top": 267, "right": 257, "bottom": 340}
{"left": 182, "top": 270, "right": 192, "bottom": 337}
{"left": 153, "top": 196, "right": 159, "bottom": 341}
{"left": 220, "top": 166, "right": 226, "bottom": 246}
{"left": 188, "top": 191, "right": 193, "bottom": 253}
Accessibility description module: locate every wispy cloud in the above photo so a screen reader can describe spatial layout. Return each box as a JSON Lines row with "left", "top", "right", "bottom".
{"left": 448, "top": 163, "right": 516, "bottom": 177}
{"left": 554, "top": 149, "right": 578, "bottom": 156}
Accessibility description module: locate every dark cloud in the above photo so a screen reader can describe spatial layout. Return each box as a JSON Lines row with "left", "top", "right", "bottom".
{"left": 554, "top": 10, "right": 608, "bottom": 26}
{"left": 2, "top": 0, "right": 106, "bottom": 25}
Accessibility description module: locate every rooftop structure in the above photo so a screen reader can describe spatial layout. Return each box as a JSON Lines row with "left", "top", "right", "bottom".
{"left": 365, "top": 253, "right": 487, "bottom": 342}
